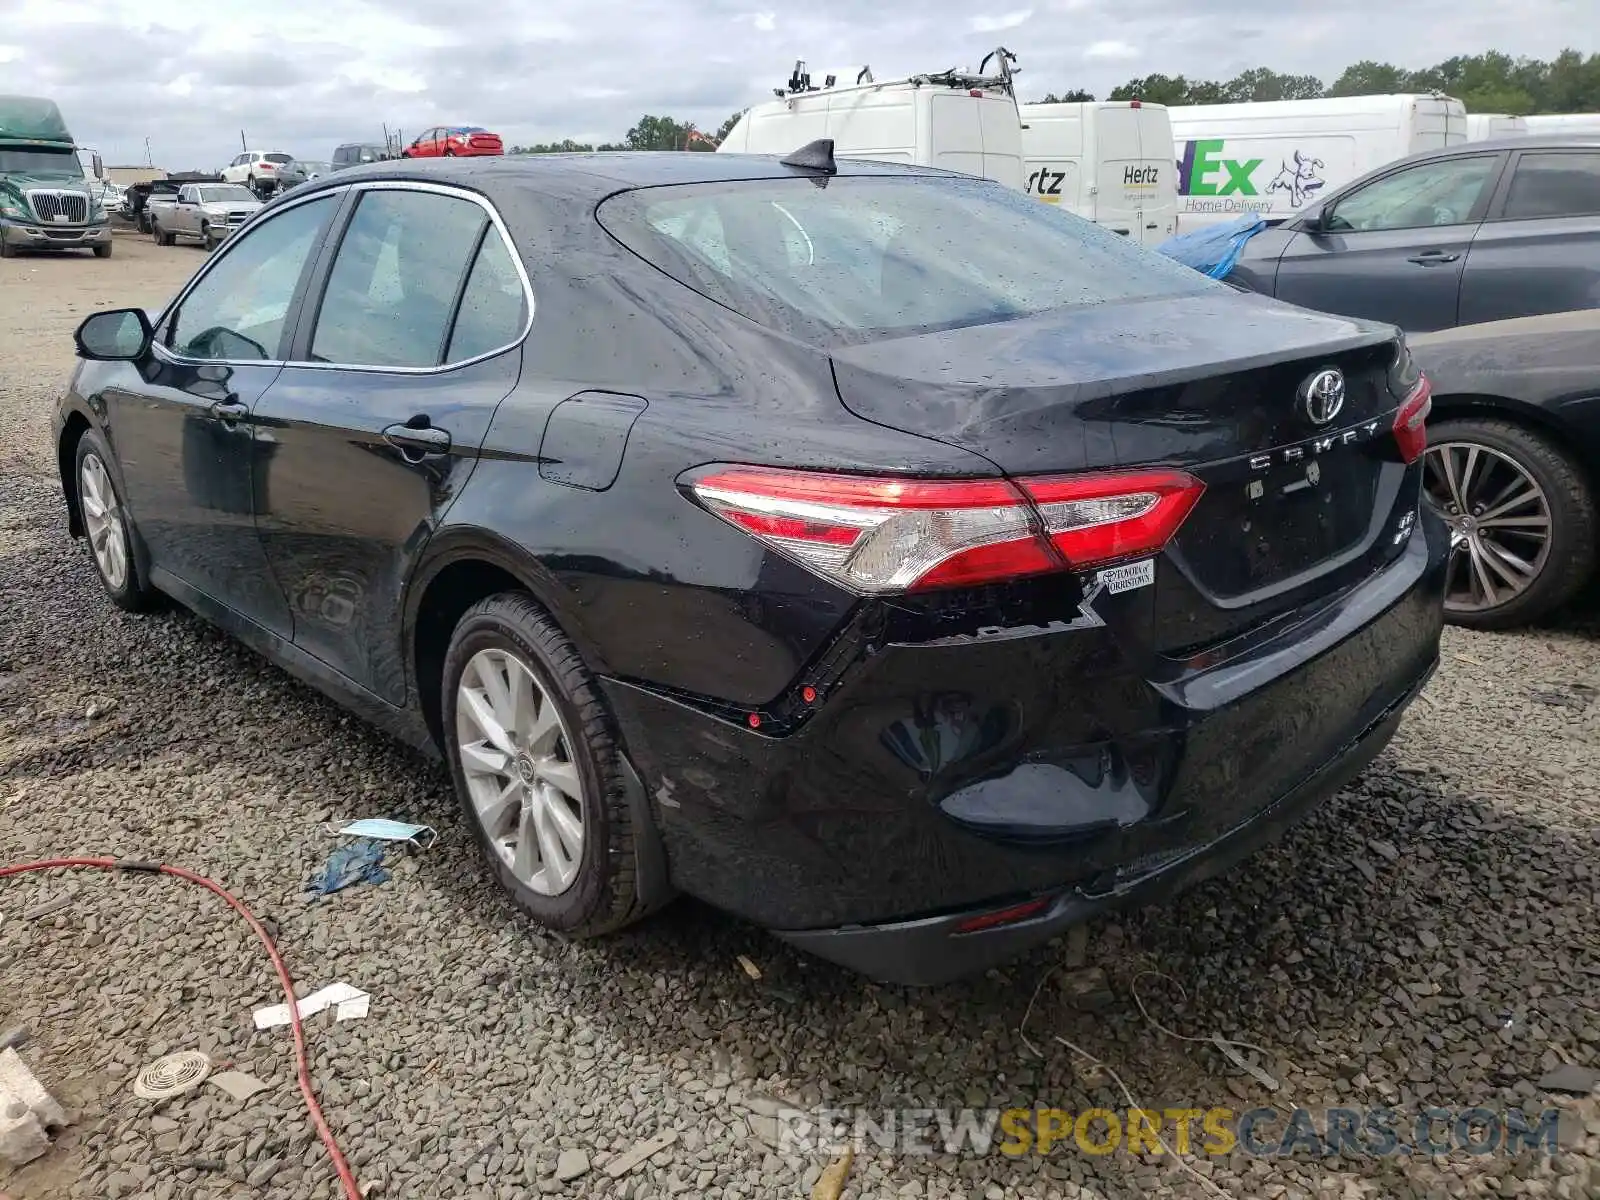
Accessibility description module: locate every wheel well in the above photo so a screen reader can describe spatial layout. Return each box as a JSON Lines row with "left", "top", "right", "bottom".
{"left": 412, "top": 559, "right": 527, "bottom": 749}
{"left": 1430, "top": 392, "right": 1600, "bottom": 496}
{"left": 58, "top": 412, "right": 91, "bottom": 537}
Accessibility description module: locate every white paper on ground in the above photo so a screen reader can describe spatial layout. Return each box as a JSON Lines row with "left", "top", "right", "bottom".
{"left": 252, "top": 982, "right": 369, "bottom": 1030}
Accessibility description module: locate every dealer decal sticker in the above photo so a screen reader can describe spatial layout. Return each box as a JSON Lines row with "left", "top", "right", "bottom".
{"left": 1096, "top": 559, "right": 1155, "bottom": 594}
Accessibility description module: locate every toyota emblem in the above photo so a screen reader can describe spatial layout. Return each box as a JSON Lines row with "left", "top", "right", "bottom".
{"left": 1299, "top": 368, "right": 1346, "bottom": 426}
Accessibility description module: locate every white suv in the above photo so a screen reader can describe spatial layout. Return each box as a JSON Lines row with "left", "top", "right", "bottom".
{"left": 221, "top": 151, "right": 296, "bottom": 194}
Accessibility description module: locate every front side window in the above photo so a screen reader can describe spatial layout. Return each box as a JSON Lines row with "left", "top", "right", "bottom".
{"left": 598, "top": 175, "right": 1216, "bottom": 346}
{"left": 308, "top": 189, "right": 492, "bottom": 368}
{"left": 168, "top": 195, "right": 335, "bottom": 361}
{"left": 1326, "top": 156, "right": 1498, "bottom": 232}
{"left": 1500, "top": 152, "right": 1600, "bottom": 220}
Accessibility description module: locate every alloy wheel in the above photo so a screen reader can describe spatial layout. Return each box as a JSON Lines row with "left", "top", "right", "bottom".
{"left": 79, "top": 452, "right": 129, "bottom": 591}
{"left": 1423, "top": 439, "right": 1553, "bottom": 615}
{"left": 455, "top": 647, "right": 585, "bottom": 895}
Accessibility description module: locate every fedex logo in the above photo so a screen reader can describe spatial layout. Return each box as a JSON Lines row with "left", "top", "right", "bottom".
{"left": 1177, "top": 139, "right": 1261, "bottom": 196}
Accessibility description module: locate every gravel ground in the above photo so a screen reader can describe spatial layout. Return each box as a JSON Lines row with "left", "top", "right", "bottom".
{"left": 2, "top": 235, "right": 1598, "bottom": 1200}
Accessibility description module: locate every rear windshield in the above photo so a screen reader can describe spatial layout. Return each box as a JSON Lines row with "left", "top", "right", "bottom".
{"left": 265, "top": 153, "right": 294, "bottom": 164}
{"left": 597, "top": 175, "right": 1216, "bottom": 345}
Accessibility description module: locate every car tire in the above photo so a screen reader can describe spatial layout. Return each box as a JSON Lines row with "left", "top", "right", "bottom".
{"left": 93, "top": 242, "right": 112, "bottom": 258}
{"left": 444, "top": 148, "right": 456, "bottom": 157}
{"left": 442, "top": 592, "right": 650, "bottom": 937}
{"left": 0, "top": 238, "right": 14, "bottom": 259}
{"left": 1423, "top": 417, "right": 1597, "bottom": 630}
{"left": 74, "top": 429, "right": 157, "bottom": 612}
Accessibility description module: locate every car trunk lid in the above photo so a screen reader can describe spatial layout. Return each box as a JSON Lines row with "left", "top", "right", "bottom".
{"left": 829, "top": 290, "right": 1416, "bottom": 648}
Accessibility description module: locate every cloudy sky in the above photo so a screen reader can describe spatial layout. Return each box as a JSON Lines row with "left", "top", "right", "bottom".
{"left": 2, "top": 0, "right": 1593, "bottom": 169}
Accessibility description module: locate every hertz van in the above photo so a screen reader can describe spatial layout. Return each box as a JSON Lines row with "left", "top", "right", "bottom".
{"left": 1167, "top": 94, "right": 1468, "bottom": 230}
{"left": 719, "top": 56, "right": 1025, "bottom": 190}
{"left": 1015, "top": 101, "right": 1178, "bottom": 244}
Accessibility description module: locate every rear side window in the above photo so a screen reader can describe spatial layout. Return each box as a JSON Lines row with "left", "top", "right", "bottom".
{"left": 1500, "top": 152, "right": 1600, "bottom": 220}
{"left": 597, "top": 175, "right": 1216, "bottom": 346}
{"left": 309, "top": 190, "right": 489, "bottom": 368}
{"left": 446, "top": 232, "right": 529, "bottom": 363}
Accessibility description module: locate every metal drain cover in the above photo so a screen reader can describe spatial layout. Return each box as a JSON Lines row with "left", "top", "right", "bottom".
{"left": 132, "top": 1051, "right": 212, "bottom": 1100}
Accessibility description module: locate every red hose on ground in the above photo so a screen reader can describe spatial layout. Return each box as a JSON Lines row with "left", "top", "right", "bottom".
{"left": 0, "top": 857, "right": 361, "bottom": 1200}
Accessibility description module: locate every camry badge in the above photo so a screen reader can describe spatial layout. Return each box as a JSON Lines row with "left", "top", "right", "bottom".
{"left": 1299, "top": 367, "right": 1346, "bottom": 426}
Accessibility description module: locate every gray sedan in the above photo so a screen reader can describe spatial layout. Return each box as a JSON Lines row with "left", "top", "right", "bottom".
{"left": 1231, "top": 135, "right": 1600, "bottom": 333}
{"left": 1411, "top": 309, "right": 1600, "bottom": 627}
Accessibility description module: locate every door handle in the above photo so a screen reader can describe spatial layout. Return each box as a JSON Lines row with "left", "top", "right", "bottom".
{"left": 1407, "top": 251, "right": 1461, "bottom": 265}
{"left": 382, "top": 422, "right": 452, "bottom": 461}
{"left": 210, "top": 400, "right": 248, "bottom": 423}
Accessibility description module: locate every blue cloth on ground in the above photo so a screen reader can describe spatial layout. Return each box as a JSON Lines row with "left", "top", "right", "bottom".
{"left": 308, "top": 839, "right": 390, "bottom": 896}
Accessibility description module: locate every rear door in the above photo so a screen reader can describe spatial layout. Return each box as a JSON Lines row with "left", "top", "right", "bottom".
{"left": 1093, "top": 106, "right": 1144, "bottom": 238}
{"left": 1458, "top": 147, "right": 1600, "bottom": 325}
{"left": 1271, "top": 151, "right": 1505, "bottom": 331}
{"left": 251, "top": 182, "right": 531, "bottom": 704}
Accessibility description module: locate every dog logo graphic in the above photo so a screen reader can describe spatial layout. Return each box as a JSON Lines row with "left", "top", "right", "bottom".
{"left": 1265, "top": 150, "right": 1326, "bottom": 207}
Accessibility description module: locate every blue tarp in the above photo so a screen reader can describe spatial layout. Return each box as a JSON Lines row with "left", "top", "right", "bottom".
{"left": 1155, "top": 214, "right": 1267, "bottom": 280}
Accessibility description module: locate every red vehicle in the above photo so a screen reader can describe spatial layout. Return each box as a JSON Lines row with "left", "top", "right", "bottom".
{"left": 402, "top": 126, "right": 504, "bottom": 158}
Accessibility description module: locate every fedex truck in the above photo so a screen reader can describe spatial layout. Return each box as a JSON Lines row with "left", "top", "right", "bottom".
{"left": 1524, "top": 113, "right": 1600, "bottom": 136}
{"left": 1167, "top": 94, "right": 1468, "bottom": 230}
{"left": 1464, "top": 113, "right": 1529, "bottom": 141}
{"left": 1016, "top": 101, "right": 1178, "bottom": 244}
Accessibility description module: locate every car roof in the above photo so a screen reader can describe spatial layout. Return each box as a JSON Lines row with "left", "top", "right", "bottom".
{"left": 1414, "top": 133, "right": 1600, "bottom": 157}
{"left": 287, "top": 151, "right": 954, "bottom": 204}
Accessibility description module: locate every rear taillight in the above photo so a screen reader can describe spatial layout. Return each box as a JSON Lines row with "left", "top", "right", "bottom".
{"left": 1393, "top": 375, "right": 1432, "bottom": 464}
{"left": 1023, "top": 470, "right": 1206, "bottom": 569}
{"left": 688, "top": 465, "right": 1204, "bottom": 594}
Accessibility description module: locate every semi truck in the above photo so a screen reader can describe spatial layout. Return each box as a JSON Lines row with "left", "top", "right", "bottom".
{"left": 0, "top": 95, "right": 113, "bottom": 258}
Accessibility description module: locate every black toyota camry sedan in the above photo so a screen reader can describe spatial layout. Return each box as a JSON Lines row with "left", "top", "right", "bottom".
{"left": 54, "top": 149, "right": 1448, "bottom": 985}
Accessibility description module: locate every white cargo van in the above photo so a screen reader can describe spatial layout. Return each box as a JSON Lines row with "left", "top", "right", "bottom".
{"left": 1464, "top": 113, "right": 1529, "bottom": 141}
{"left": 1524, "top": 113, "right": 1600, "bottom": 136}
{"left": 1016, "top": 101, "right": 1178, "bottom": 244}
{"left": 718, "top": 56, "right": 1025, "bottom": 190}
{"left": 1167, "top": 94, "right": 1468, "bottom": 229}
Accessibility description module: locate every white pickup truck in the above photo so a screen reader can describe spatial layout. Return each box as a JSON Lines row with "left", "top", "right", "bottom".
{"left": 152, "top": 182, "right": 262, "bottom": 250}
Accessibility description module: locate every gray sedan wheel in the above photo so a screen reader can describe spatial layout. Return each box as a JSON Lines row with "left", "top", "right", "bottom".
{"left": 1423, "top": 418, "right": 1596, "bottom": 629}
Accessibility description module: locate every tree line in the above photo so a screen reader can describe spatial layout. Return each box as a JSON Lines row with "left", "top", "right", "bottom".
{"left": 1085, "top": 49, "right": 1600, "bottom": 113}
{"left": 510, "top": 49, "right": 1600, "bottom": 155}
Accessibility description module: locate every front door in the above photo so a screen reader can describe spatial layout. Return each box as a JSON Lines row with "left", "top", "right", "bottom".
{"left": 1272, "top": 152, "right": 1504, "bottom": 332}
{"left": 104, "top": 192, "right": 340, "bottom": 636}
{"left": 253, "top": 183, "right": 530, "bottom": 703}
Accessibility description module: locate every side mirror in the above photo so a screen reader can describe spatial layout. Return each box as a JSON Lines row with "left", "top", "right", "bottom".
{"left": 1301, "top": 207, "right": 1328, "bottom": 233}
{"left": 75, "top": 308, "right": 153, "bottom": 362}
{"left": 91, "top": 153, "right": 104, "bottom": 180}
